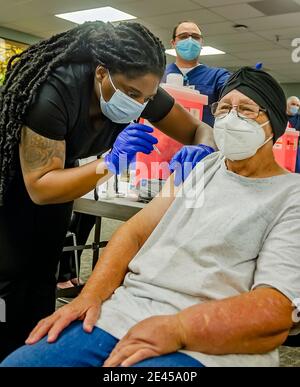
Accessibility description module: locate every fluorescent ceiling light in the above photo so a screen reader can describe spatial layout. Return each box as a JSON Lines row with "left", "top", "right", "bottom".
{"left": 166, "top": 47, "right": 226, "bottom": 57}
{"left": 55, "top": 6, "right": 136, "bottom": 24}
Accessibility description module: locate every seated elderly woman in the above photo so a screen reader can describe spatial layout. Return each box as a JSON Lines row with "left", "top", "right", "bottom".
{"left": 2, "top": 67, "right": 300, "bottom": 368}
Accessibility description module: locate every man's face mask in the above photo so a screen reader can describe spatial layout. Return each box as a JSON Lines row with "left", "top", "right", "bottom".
{"left": 213, "top": 111, "right": 273, "bottom": 161}
{"left": 175, "top": 38, "right": 202, "bottom": 61}
{"left": 99, "top": 71, "right": 148, "bottom": 124}
{"left": 290, "top": 105, "right": 299, "bottom": 116}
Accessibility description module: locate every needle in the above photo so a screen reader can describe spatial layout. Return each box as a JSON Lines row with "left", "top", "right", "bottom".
{"left": 153, "top": 144, "right": 161, "bottom": 155}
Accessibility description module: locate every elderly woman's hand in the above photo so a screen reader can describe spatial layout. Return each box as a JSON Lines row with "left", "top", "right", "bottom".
{"left": 25, "top": 293, "right": 102, "bottom": 345}
{"left": 103, "top": 315, "right": 185, "bottom": 367}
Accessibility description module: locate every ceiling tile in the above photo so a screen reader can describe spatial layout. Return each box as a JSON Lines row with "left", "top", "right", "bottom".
{"left": 0, "top": 0, "right": 32, "bottom": 4}
{"left": 262, "top": 56, "right": 297, "bottom": 66}
{"left": 238, "top": 13, "right": 300, "bottom": 31}
{"left": 104, "top": 0, "right": 140, "bottom": 3}
{"left": 255, "top": 27, "right": 300, "bottom": 40}
{"left": 142, "top": 9, "right": 226, "bottom": 29}
{"left": 250, "top": 0, "right": 300, "bottom": 16}
{"left": 15, "top": 0, "right": 109, "bottom": 15}
{"left": 277, "top": 39, "right": 296, "bottom": 49}
{"left": 3, "top": 16, "right": 75, "bottom": 35}
{"left": 220, "top": 41, "right": 280, "bottom": 54}
{"left": 117, "top": 0, "right": 202, "bottom": 18}
{"left": 191, "top": 0, "right": 258, "bottom": 6}
{"left": 0, "top": 0, "right": 109, "bottom": 24}
{"left": 236, "top": 48, "right": 291, "bottom": 60}
{"left": 199, "top": 22, "right": 240, "bottom": 36}
{"left": 210, "top": 4, "right": 264, "bottom": 20}
{"left": 206, "top": 32, "right": 260, "bottom": 45}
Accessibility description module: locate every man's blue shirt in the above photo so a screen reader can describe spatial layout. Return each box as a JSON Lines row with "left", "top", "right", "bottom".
{"left": 164, "top": 63, "right": 231, "bottom": 126}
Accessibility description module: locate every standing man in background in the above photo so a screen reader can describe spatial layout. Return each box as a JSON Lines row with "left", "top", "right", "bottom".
{"left": 287, "top": 96, "right": 300, "bottom": 130}
{"left": 164, "top": 21, "right": 231, "bottom": 127}
{"left": 165, "top": 21, "right": 230, "bottom": 184}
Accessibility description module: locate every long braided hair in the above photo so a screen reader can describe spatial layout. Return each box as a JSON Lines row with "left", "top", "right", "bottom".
{"left": 0, "top": 21, "right": 166, "bottom": 205}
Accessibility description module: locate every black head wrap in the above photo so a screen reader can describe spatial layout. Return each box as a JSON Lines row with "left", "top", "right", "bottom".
{"left": 219, "top": 67, "right": 287, "bottom": 142}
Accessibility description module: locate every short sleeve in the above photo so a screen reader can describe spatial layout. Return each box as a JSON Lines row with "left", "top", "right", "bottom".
{"left": 23, "top": 80, "right": 69, "bottom": 141}
{"left": 252, "top": 201, "right": 300, "bottom": 304}
{"left": 141, "top": 86, "right": 175, "bottom": 123}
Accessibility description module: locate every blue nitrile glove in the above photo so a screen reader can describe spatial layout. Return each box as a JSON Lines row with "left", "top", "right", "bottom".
{"left": 169, "top": 144, "right": 215, "bottom": 186}
{"left": 105, "top": 123, "right": 158, "bottom": 174}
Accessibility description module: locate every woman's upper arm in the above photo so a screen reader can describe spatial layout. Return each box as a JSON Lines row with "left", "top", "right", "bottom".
{"left": 19, "top": 126, "right": 66, "bottom": 202}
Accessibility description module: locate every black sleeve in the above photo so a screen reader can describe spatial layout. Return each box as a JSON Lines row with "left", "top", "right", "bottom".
{"left": 141, "top": 86, "right": 175, "bottom": 123}
{"left": 23, "top": 78, "right": 69, "bottom": 141}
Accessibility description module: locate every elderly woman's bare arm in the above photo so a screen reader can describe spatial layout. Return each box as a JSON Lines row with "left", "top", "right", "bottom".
{"left": 104, "top": 288, "right": 293, "bottom": 367}
{"left": 178, "top": 288, "right": 293, "bottom": 355}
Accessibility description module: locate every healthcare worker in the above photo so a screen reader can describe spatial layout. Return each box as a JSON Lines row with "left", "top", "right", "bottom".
{"left": 165, "top": 21, "right": 231, "bottom": 127}
{"left": 0, "top": 21, "right": 216, "bottom": 360}
{"left": 164, "top": 21, "right": 230, "bottom": 184}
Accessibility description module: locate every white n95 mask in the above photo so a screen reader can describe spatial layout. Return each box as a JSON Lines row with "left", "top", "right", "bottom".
{"left": 213, "top": 111, "right": 273, "bottom": 161}
{"left": 99, "top": 71, "right": 148, "bottom": 124}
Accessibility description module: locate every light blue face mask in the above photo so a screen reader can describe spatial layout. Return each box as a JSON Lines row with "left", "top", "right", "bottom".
{"left": 99, "top": 71, "right": 148, "bottom": 124}
{"left": 176, "top": 38, "right": 202, "bottom": 61}
{"left": 290, "top": 106, "right": 299, "bottom": 116}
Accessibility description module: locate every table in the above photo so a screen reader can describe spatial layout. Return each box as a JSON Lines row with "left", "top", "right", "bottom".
{"left": 72, "top": 191, "right": 145, "bottom": 268}
{"left": 73, "top": 191, "right": 145, "bottom": 221}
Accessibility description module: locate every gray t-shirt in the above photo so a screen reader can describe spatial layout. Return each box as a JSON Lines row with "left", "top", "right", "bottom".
{"left": 96, "top": 152, "right": 300, "bottom": 367}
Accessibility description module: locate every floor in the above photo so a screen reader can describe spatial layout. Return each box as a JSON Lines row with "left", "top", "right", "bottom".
{"left": 60, "top": 218, "right": 300, "bottom": 367}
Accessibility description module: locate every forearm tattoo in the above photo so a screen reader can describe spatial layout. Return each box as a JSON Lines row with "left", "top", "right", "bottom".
{"left": 20, "top": 126, "right": 65, "bottom": 172}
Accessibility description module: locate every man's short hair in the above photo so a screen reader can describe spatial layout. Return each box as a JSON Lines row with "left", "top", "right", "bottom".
{"left": 172, "top": 21, "right": 202, "bottom": 40}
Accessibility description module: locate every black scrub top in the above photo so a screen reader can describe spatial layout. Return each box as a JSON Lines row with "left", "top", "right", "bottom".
{"left": 24, "top": 62, "right": 175, "bottom": 167}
